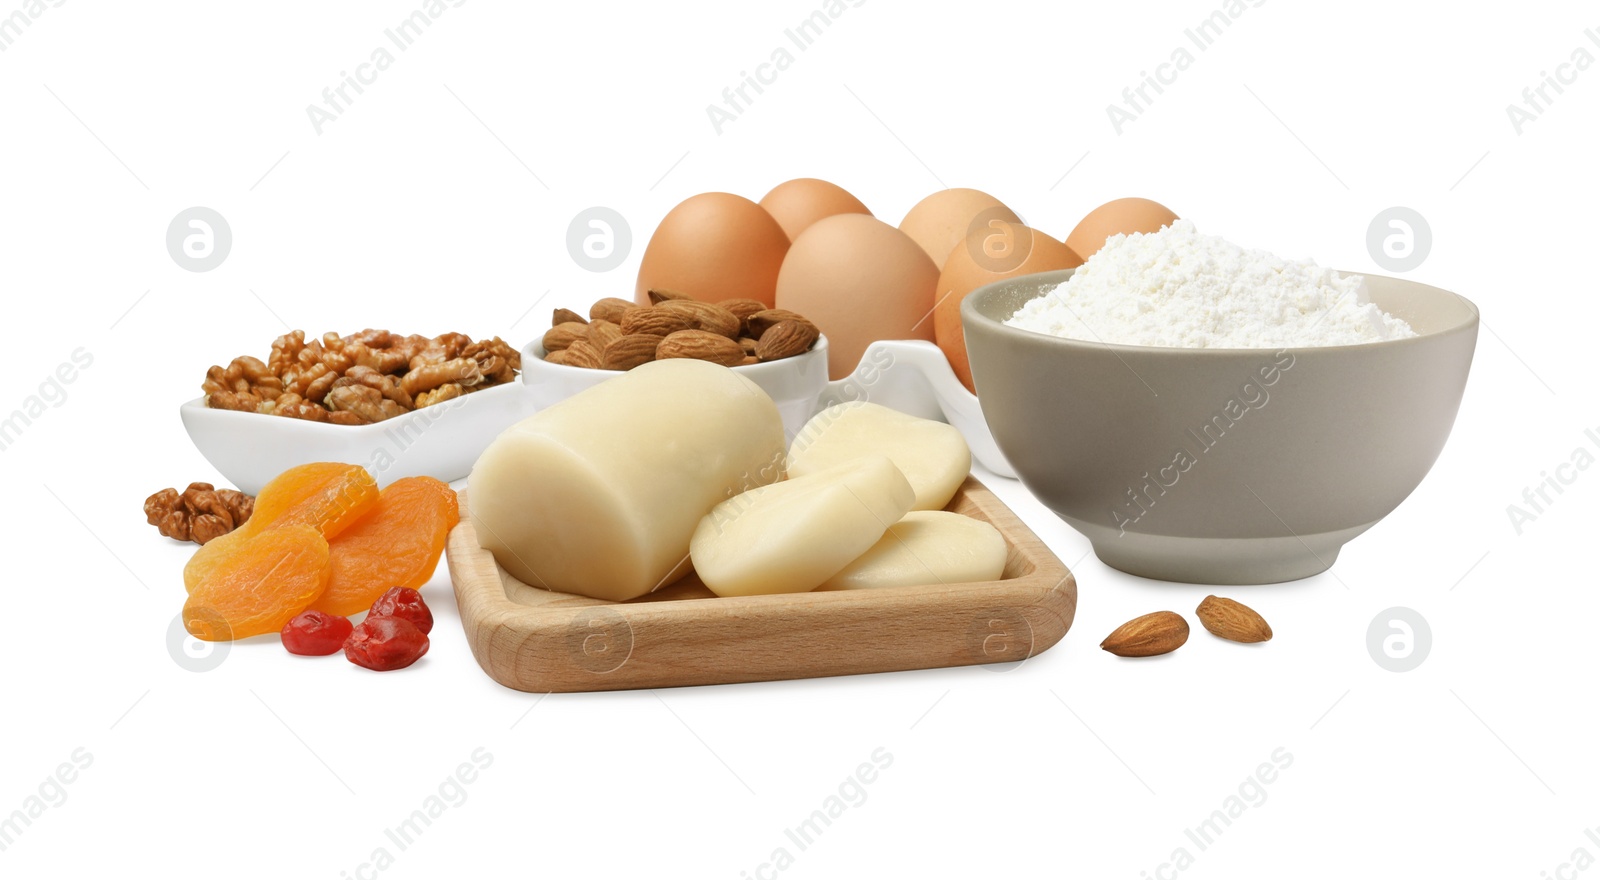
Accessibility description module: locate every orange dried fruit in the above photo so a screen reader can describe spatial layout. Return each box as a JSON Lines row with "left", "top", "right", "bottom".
{"left": 184, "top": 525, "right": 331, "bottom": 641}
{"left": 184, "top": 463, "right": 378, "bottom": 592}
{"left": 307, "top": 477, "right": 460, "bottom": 617}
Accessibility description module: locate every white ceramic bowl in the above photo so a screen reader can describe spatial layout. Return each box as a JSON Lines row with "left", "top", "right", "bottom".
{"left": 820, "top": 340, "right": 1015, "bottom": 478}
{"left": 180, "top": 381, "right": 541, "bottom": 495}
{"left": 520, "top": 336, "right": 832, "bottom": 442}
{"left": 520, "top": 335, "right": 1014, "bottom": 475}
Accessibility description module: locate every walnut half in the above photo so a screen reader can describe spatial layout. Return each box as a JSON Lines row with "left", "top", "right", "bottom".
{"left": 144, "top": 482, "right": 255, "bottom": 545}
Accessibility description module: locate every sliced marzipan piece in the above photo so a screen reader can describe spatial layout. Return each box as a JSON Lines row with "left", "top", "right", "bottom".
{"left": 691, "top": 455, "right": 914, "bottom": 597}
{"left": 786, "top": 401, "right": 971, "bottom": 511}
{"left": 817, "top": 511, "right": 1007, "bottom": 591}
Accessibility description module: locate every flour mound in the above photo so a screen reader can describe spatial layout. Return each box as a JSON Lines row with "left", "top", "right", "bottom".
{"left": 1006, "top": 220, "right": 1416, "bottom": 348}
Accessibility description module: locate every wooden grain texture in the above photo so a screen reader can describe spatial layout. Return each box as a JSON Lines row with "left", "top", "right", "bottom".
{"left": 445, "top": 476, "right": 1077, "bottom": 692}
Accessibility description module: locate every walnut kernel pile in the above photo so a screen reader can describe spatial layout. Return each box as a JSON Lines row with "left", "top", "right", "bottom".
{"left": 203, "top": 330, "right": 520, "bottom": 425}
{"left": 144, "top": 482, "right": 254, "bottom": 545}
{"left": 542, "top": 289, "right": 820, "bottom": 370}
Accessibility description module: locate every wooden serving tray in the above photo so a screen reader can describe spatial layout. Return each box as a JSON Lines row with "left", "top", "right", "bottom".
{"left": 445, "top": 476, "right": 1077, "bottom": 692}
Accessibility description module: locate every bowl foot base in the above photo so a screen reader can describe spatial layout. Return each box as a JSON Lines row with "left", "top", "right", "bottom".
{"left": 1061, "top": 516, "right": 1374, "bottom": 585}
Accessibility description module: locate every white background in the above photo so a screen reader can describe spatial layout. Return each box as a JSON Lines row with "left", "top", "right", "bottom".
{"left": 2, "top": 1, "right": 1596, "bottom": 877}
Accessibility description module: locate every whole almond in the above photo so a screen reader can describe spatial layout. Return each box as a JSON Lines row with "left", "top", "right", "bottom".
{"left": 542, "top": 322, "right": 589, "bottom": 353}
{"left": 543, "top": 349, "right": 572, "bottom": 366}
{"left": 738, "top": 336, "right": 759, "bottom": 356}
{"left": 1100, "top": 611, "right": 1189, "bottom": 657}
{"left": 657, "top": 329, "right": 745, "bottom": 367}
{"left": 1195, "top": 596, "right": 1272, "bottom": 643}
{"left": 657, "top": 300, "right": 741, "bottom": 339}
{"left": 647, "top": 287, "right": 693, "bottom": 305}
{"left": 755, "top": 319, "right": 820, "bottom": 361}
{"left": 740, "top": 355, "right": 759, "bottom": 366}
{"left": 563, "top": 340, "right": 603, "bottom": 370}
{"left": 718, "top": 298, "right": 769, "bottom": 334}
{"left": 590, "top": 297, "right": 637, "bottom": 324}
{"left": 601, "top": 334, "right": 662, "bottom": 371}
{"left": 621, "top": 306, "right": 697, "bottom": 338}
{"left": 747, "top": 308, "right": 817, "bottom": 339}
{"left": 586, "top": 318, "right": 623, "bottom": 350}
{"left": 553, "top": 307, "right": 587, "bottom": 326}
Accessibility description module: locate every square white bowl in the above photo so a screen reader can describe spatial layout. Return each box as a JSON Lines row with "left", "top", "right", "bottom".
{"left": 180, "top": 381, "right": 540, "bottom": 495}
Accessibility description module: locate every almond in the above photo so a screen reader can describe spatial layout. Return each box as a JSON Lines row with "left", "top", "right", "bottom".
{"left": 563, "top": 339, "right": 603, "bottom": 370}
{"left": 718, "top": 298, "right": 769, "bottom": 334}
{"left": 590, "top": 297, "right": 637, "bottom": 324}
{"left": 1100, "top": 611, "right": 1189, "bottom": 657}
{"left": 542, "top": 322, "right": 588, "bottom": 353}
{"left": 657, "top": 329, "right": 744, "bottom": 367}
{"left": 647, "top": 287, "right": 693, "bottom": 305}
{"left": 552, "top": 307, "right": 587, "bottom": 326}
{"left": 586, "top": 318, "right": 623, "bottom": 350}
{"left": 740, "top": 355, "right": 759, "bottom": 366}
{"left": 621, "top": 306, "right": 697, "bottom": 338}
{"left": 601, "top": 334, "right": 662, "bottom": 371}
{"left": 738, "top": 336, "right": 759, "bottom": 356}
{"left": 747, "top": 308, "right": 817, "bottom": 339}
{"left": 543, "top": 349, "right": 572, "bottom": 366}
{"left": 755, "top": 320, "right": 820, "bottom": 361}
{"left": 657, "top": 300, "right": 741, "bottom": 339}
{"left": 1195, "top": 596, "right": 1272, "bottom": 643}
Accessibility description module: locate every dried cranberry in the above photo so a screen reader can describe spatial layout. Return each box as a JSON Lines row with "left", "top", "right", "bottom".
{"left": 368, "top": 586, "right": 433, "bottom": 635}
{"left": 281, "top": 610, "right": 354, "bottom": 656}
{"left": 344, "top": 616, "right": 429, "bottom": 671}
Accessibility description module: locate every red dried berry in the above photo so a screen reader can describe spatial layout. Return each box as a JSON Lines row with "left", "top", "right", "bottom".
{"left": 281, "top": 610, "right": 354, "bottom": 656}
{"left": 368, "top": 586, "right": 433, "bottom": 635}
{"left": 343, "top": 616, "right": 429, "bottom": 671}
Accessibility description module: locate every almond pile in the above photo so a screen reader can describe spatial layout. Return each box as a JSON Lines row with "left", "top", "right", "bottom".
{"left": 541, "top": 288, "right": 820, "bottom": 371}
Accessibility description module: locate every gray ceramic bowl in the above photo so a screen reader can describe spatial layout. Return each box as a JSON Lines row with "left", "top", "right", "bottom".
{"left": 962, "top": 269, "right": 1479, "bottom": 584}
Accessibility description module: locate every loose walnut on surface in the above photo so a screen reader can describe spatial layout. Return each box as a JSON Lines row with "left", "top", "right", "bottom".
{"left": 143, "top": 482, "right": 255, "bottom": 545}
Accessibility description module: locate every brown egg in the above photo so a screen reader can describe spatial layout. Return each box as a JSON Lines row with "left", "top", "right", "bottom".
{"left": 1065, "top": 197, "right": 1178, "bottom": 260}
{"left": 759, "top": 178, "right": 872, "bottom": 241}
{"left": 934, "top": 222, "right": 1082, "bottom": 392}
{"left": 635, "top": 192, "right": 791, "bottom": 307}
{"left": 776, "top": 214, "right": 938, "bottom": 381}
{"left": 898, "top": 188, "right": 1019, "bottom": 268}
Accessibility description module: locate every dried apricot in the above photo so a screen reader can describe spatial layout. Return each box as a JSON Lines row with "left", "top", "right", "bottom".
{"left": 184, "top": 463, "right": 378, "bottom": 592}
{"left": 184, "top": 525, "right": 330, "bottom": 641}
{"left": 306, "top": 477, "right": 459, "bottom": 617}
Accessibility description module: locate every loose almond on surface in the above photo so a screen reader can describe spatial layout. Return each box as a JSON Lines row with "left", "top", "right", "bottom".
{"left": 1195, "top": 595, "right": 1272, "bottom": 643}
{"left": 1100, "top": 611, "right": 1189, "bottom": 657}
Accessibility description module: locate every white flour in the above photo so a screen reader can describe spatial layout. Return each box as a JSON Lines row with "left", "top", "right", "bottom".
{"left": 1006, "top": 220, "right": 1416, "bottom": 348}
